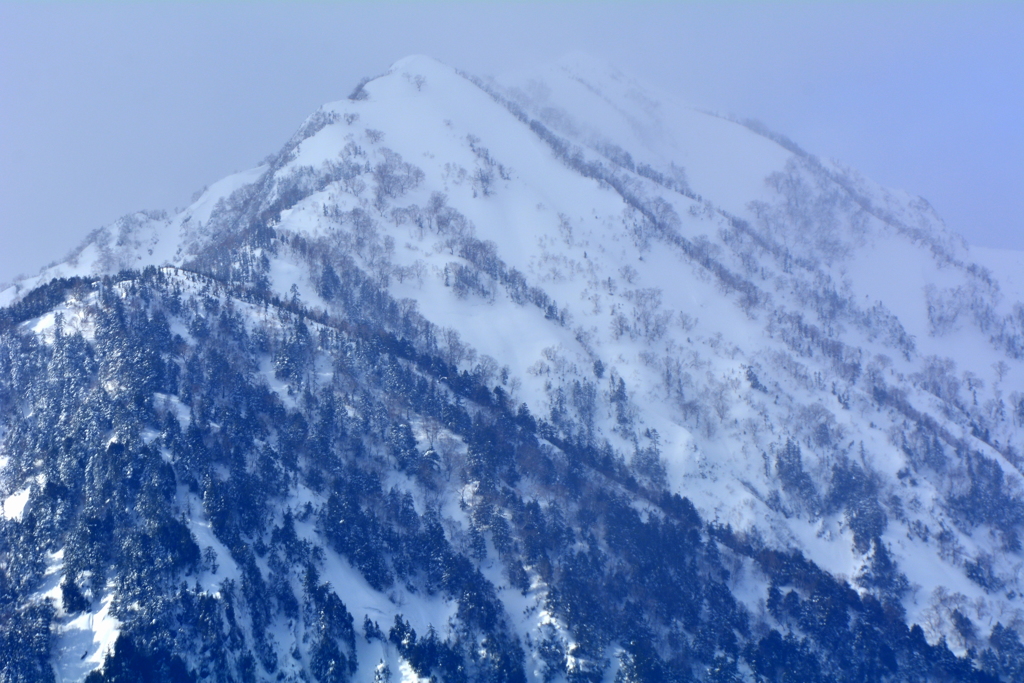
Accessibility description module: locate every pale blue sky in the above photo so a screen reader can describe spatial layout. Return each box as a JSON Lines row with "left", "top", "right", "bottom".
{"left": 1, "top": 1, "right": 1021, "bottom": 285}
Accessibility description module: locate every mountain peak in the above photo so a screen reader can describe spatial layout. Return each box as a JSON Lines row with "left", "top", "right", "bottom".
{"left": 387, "top": 53, "right": 453, "bottom": 75}
{"left": 3, "top": 53, "right": 1024, "bottom": 683}
{"left": 349, "top": 53, "right": 468, "bottom": 103}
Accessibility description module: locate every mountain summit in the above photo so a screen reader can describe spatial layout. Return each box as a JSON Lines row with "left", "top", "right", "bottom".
{"left": 2, "top": 55, "right": 1024, "bottom": 682}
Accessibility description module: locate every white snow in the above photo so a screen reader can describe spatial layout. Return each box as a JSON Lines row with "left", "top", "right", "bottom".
{"left": 1, "top": 486, "right": 31, "bottom": 521}
{"left": 971, "top": 245, "right": 1024, "bottom": 308}
{"left": 4, "top": 51, "right": 1023, "bottom": 666}
{"left": 52, "top": 593, "right": 122, "bottom": 683}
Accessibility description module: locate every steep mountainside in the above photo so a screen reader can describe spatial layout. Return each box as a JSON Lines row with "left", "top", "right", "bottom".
{"left": 2, "top": 55, "right": 1024, "bottom": 682}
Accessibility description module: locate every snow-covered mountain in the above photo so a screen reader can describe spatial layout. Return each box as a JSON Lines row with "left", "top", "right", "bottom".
{"left": 2, "top": 54, "right": 1024, "bottom": 682}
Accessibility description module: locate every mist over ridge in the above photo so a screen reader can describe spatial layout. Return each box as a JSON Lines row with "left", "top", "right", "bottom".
{"left": 1, "top": 1, "right": 1020, "bottom": 287}
{"left": 1, "top": 48, "right": 1023, "bottom": 683}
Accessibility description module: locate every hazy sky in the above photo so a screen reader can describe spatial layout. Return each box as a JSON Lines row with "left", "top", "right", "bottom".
{"left": 1, "top": 1, "right": 1021, "bottom": 286}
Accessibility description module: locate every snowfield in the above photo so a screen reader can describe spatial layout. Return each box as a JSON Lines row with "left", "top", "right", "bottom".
{"left": 2, "top": 54, "right": 1022, "bottom": 682}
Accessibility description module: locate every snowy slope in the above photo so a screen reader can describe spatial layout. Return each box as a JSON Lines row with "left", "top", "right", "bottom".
{"left": 3, "top": 54, "right": 1024, "bottom": 681}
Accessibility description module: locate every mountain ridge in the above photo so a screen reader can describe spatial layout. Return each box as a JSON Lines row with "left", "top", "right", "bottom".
{"left": 2, "top": 54, "right": 1024, "bottom": 682}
